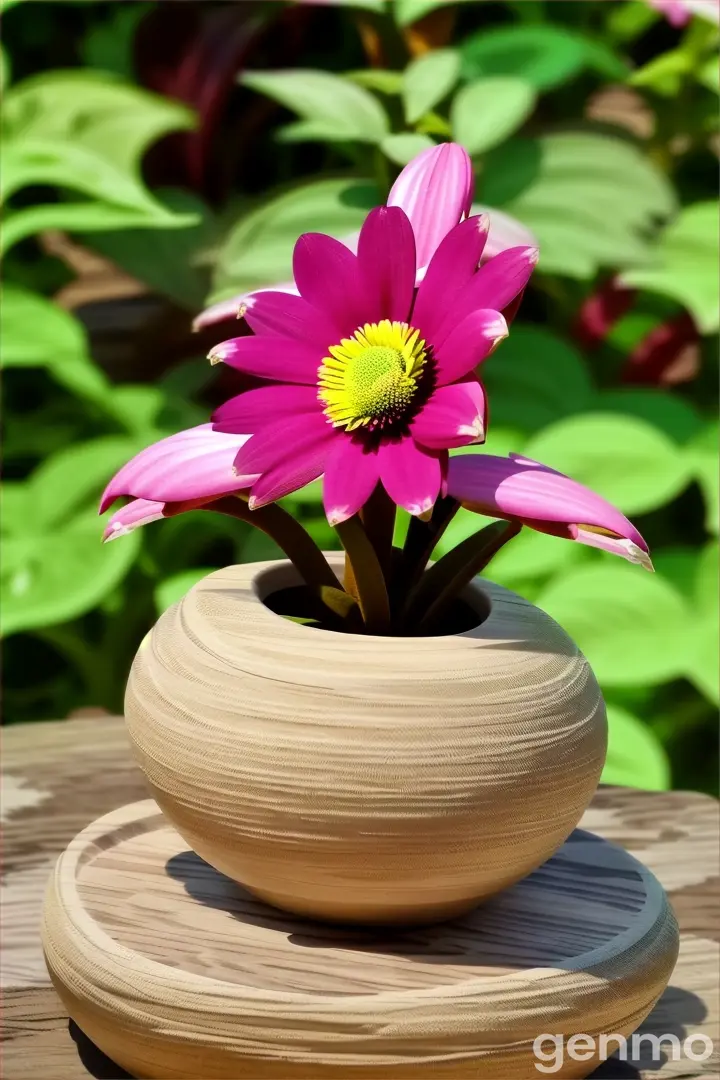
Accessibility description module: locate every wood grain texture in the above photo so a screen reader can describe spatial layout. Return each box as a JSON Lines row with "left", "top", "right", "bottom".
{"left": 125, "top": 559, "right": 607, "bottom": 924}
{"left": 41, "top": 798, "right": 679, "bottom": 1080}
{"left": 3, "top": 718, "right": 718, "bottom": 1080}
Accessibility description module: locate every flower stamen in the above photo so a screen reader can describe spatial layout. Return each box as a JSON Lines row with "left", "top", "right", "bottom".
{"left": 318, "top": 320, "right": 427, "bottom": 431}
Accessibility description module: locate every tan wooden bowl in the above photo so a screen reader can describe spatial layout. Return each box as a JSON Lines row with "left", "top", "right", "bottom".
{"left": 42, "top": 800, "right": 679, "bottom": 1080}
{"left": 124, "top": 557, "right": 608, "bottom": 924}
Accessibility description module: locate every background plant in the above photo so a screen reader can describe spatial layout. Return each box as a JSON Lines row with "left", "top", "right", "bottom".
{"left": 2, "top": 0, "right": 717, "bottom": 796}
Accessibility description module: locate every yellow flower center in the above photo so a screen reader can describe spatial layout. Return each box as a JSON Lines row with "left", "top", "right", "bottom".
{"left": 318, "top": 320, "right": 427, "bottom": 432}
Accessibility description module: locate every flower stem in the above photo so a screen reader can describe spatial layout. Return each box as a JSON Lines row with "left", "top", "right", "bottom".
{"left": 334, "top": 515, "right": 391, "bottom": 635}
{"left": 400, "top": 520, "right": 522, "bottom": 634}
{"left": 360, "top": 483, "right": 396, "bottom": 584}
{"left": 399, "top": 496, "right": 460, "bottom": 594}
{"left": 195, "top": 497, "right": 340, "bottom": 591}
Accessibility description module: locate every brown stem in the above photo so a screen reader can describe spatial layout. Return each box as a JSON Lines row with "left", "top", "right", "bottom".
{"left": 401, "top": 521, "right": 522, "bottom": 634}
{"left": 187, "top": 496, "right": 340, "bottom": 591}
{"left": 360, "top": 483, "right": 396, "bottom": 584}
{"left": 334, "top": 515, "right": 391, "bottom": 635}
{"left": 399, "top": 496, "right": 461, "bottom": 595}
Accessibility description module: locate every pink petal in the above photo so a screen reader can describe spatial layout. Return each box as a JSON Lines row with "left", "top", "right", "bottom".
{"left": 434, "top": 245, "right": 538, "bottom": 348}
{"left": 447, "top": 454, "right": 652, "bottom": 568}
{"left": 412, "top": 214, "right": 489, "bottom": 344}
{"left": 475, "top": 205, "right": 538, "bottom": 261}
{"left": 649, "top": 0, "right": 692, "bottom": 24}
{"left": 434, "top": 309, "right": 508, "bottom": 386}
{"left": 103, "top": 498, "right": 167, "bottom": 541}
{"left": 243, "top": 290, "right": 337, "bottom": 351}
{"left": 356, "top": 206, "right": 415, "bottom": 324}
{"left": 293, "top": 232, "right": 367, "bottom": 337}
{"left": 235, "top": 411, "right": 334, "bottom": 490}
{"left": 208, "top": 335, "right": 321, "bottom": 384}
{"left": 411, "top": 380, "right": 487, "bottom": 450}
{"left": 212, "top": 385, "right": 319, "bottom": 433}
{"left": 247, "top": 417, "right": 337, "bottom": 508}
{"left": 322, "top": 437, "right": 380, "bottom": 526}
{"left": 99, "top": 424, "right": 255, "bottom": 513}
{"left": 388, "top": 142, "right": 474, "bottom": 276}
{"left": 378, "top": 437, "right": 444, "bottom": 517}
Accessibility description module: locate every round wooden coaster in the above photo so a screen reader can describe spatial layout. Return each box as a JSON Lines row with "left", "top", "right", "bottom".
{"left": 43, "top": 800, "right": 679, "bottom": 1080}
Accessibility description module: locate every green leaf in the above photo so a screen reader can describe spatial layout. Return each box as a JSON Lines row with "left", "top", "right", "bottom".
{"left": 594, "top": 390, "right": 703, "bottom": 444}
{"left": 380, "top": 132, "right": 435, "bottom": 166}
{"left": 3, "top": 70, "right": 195, "bottom": 176}
{"left": 482, "top": 133, "right": 676, "bottom": 278}
{"left": 483, "top": 527, "right": 590, "bottom": 588}
{"left": 28, "top": 437, "right": 142, "bottom": 529}
{"left": 1, "top": 44, "right": 9, "bottom": 94}
{"left": 602, "top": 705, "right": 671, "bottom": 790}
{"left": 537, "top": 563, "right": 692, "bottom": 686}
{"left": 685, "top": 540, "right": 719, "bottom": 702}
{"left": 451, "top": 77, "right": 536, "bottom": 156}
{"left": 1, "top": 72, "right": 197, "bottom": 249}
{"left": 0, "top": 284, "right": 115, "bottom": 408}
{"left": 622, "top": 203, "right": 720, "bottom": 334}
{"left": 653, "top": 546, "right": 699, "bottom": 596}
{"left": 155, "top": 568, "right": 213, "bottom": 614}
{"left": 686, "top": 421, "right": 719, "bottom": 535}
{"left": 403, "top": 49, "right": 460, "bottom": 124}
{"left": 212, "top": 177, "right": 378, "bottom": 300}
{"left": 346, "top": 69, "right": 403, "bottom": 95}
{"left": 86, "top": 190, "right": 215, "bottom": 311}
{"left": 241, "top": 69, "right": 389, "bottom": 144}
{"left": 1, "top": 284, "right": 88, "bottom": 368}
{"left": 394, "top": 0, "right": 475, "bottom": 25}
{"left": 525, "top": 413, "right": 691, "bottom": 515}
{"left": 1, "top": 512, "right": 140, "bottom": 638}
{"left": 81, "top": 2, "right": 153, "bottom": 78}
{"left": 460, "top": 25, "right": 587, "bottom": 91}
{"left": 484, "top": 327, "right": 593, "bottom": 434}
{"left": 630, "top": 49, "right": 693, "bottom": 96}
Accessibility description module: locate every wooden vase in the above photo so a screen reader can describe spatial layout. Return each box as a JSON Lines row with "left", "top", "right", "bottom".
{"left": 124, "top": 557, "right": 608, "bottom": 925}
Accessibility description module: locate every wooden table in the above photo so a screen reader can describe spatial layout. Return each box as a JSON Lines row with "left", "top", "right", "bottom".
{"left": 2, "top": 718, "right": 719, "bottom": 1080}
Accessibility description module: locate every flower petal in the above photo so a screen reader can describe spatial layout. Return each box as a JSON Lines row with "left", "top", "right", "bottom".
{"left": 412, "top": 214, "right": 489, "bottom": 343}
{"left": 434, "top": 245, "right": 538, "bottom": 348}
{"left": 246, "top": 414, "right": 336, "bottom": 508}
{"left": 411, "top": 380, "right": 487, "bottom": 450}
{"left": 378, "top": 437, "right": 443, "bottom": 517}
{"left": 242, "top": 290, "right": 337, "bottom": 351}
{"left": 322, "top": 436, "right": 380, "bottom": 525}
{"left": 208, "top": 335, "right": 321, "bottom": 384}
{"left": 99, "top": 424, "right": 255, "bottom": 513}
{"left": 235, "top": 411, "right": 334, "bottom": 487}
{"left": 103, "top": 498, "right": 167, "bottom": 541}
{"left": 447, "top": 453, "right": 651, "bottom": 567}
{"left": 475, "top": 205, "right": 538, "bottom": 261}
{"left": 433, "top": 309, "right": 508, "bottom": 386}
{"left": 388, "top": 142, "right": 474, "bottom": 276}
{"left": 213, "top": 385, "right": 319, "bottom": 433}
{"left": 293, "top": 232, "right": 368, "bottom": 337}
{"left": 357, "top": 206, "right": 415, "bottom": 324}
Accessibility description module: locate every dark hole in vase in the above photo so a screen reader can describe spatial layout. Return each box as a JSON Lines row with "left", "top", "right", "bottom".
{"left": 263, "top": 584, "right": 484, "bottom": 637}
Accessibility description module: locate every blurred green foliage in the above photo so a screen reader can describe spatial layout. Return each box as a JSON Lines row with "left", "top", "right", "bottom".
{"left": 1, "top": 0, "right": 717, "bottom": 796}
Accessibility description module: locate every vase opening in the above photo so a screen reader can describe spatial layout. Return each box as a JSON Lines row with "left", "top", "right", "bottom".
{"left": 253, "top": 558, "right": 491, "bottom": 638}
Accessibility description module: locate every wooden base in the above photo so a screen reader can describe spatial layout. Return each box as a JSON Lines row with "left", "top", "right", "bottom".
{"left": 42, "top": 800, "right": 679, "bottom": 1080}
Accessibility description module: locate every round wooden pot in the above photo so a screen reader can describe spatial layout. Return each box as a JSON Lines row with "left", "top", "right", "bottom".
{"left": 124, "top": 557, "right": 607, "bottom": 925}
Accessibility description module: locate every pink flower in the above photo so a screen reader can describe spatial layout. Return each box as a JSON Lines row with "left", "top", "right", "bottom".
{"left": 387, "top": 142, "right": 473, "bottom": 279}
{"left": 447, "top": 454, "right": 652, "bottom": 570}
{"left": 648, "top": 0, "right": 719, "bottom": 24}
{"left": 193, "top": 143, "right": 533, "bottom": 332}
{"left": 210, "top": 201, "right": 537, "bottom": 523}
{"left": 100, "top": 424, "right": 256, "bottom": 539}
